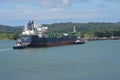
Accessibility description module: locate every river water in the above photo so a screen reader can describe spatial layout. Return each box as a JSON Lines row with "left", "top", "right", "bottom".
{"left": 0, "top": 40, "right": 120, "bottom": 80}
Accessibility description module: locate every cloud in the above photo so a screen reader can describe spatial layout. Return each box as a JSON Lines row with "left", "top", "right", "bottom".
{"left": 0, "top": 0, "right": 24, "bottom": 2}
{"left": 2, "top": 0, "right": 119, "bottom": 25}
{"left": 97, "top": 4, "right": 106, "bottom": 8}
{"left": 10, "top": 0, "right": 23, "bottom": 2}
{"left": 78, "top": 0, "right": 90, "bottom": 3}
{"left": 62, "top": 0, "right": 70, "bottom": 5}
{"left": 0, "top": 0, "right": 90, "bottom": 6}
{"left": 104, "top": 0, "right": 120, "bottom": 2}
{"left": 38, "top": 0, "right": 55, "bottom": 7}
{"left": 0, "top": 0, "right": 69, "bottom": 5}
{"left": 37, "top": 0, "right": 74, "bottom": 8}
{"left": 49, "top": 8, "right": 61, "bottom": 12}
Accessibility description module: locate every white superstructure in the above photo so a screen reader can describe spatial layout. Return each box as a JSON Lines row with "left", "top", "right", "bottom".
{"left": 22, "top": 20, "right": 48, "bottom": 38}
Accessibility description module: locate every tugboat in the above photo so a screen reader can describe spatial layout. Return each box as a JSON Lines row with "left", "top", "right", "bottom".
{"left": 74, "top": 39, "right": 85, "bottom": 44}
{"left": 13, "top": 39, "right": 27, "bottom": 49}
{"left": 13, "top": 20, "right": 85, "bottom": 49}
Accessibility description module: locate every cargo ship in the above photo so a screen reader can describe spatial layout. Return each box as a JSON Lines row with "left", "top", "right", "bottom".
{"left": 13, "top": 20, "right": 85, "bottom": 49}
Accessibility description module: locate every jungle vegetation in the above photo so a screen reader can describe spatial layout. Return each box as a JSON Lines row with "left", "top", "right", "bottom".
{"left": 0, "top": 22, "right": 120, "bottom": 40}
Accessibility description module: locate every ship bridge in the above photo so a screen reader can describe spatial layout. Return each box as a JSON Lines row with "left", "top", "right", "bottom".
{"left": 22, "top": 20, "right": 48, "bottom": 38}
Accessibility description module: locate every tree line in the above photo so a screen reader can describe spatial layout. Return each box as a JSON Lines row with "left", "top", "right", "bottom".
{"left": 0, "top": 22, "right": 120, "bottom": 40}
{"left": 0, "top": 25, "right": 22, "bottom": 40}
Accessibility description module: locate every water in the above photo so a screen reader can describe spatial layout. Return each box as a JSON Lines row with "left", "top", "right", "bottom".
{"left": 0, "top": 40, "right": 120, "bottom": 80}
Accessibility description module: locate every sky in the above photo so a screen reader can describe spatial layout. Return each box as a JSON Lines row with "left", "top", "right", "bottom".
{"left": 0, "top": 0, "right": 120, "bottom": 26}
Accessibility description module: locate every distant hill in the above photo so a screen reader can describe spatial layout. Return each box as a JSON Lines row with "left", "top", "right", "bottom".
{"left": 0, "top": 22, "right": 120, "bottom": 33}
{"left": 47, "top": 22, "right": 120, "bottom": 32}
{"left": 0, "top": 25, "right": 23, "bottom": 33}
{"left": 0, "top": 22, "right": 120, "bottom": 40}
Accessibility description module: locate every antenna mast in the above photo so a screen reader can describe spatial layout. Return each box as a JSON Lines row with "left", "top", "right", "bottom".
{"left": 73, "top": 26, "right": 76, "bottom": 32}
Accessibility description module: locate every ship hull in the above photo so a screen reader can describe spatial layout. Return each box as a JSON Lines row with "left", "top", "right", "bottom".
{"left": 28, "top": 40, "right": 75, "bottom": 47}
{"left": 20, "top": 35, "right": 77, "bottom": 47}
{"left": 13, "top": 20, "right": 85, "bottom": 49}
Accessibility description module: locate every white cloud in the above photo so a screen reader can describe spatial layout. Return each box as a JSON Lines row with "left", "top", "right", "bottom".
{"left": 38, "top": 0, "right": 54, "bottom": 7}
{"left": 104, "top": 0, "right": 120, "bottom": 2}
{"left": 0, "top": 0, "right": 24, "bottom": 2}
{"left": 78, "top": 0, "right": 90, "bottom": 3}
{"left": 0, "top": 0, "right": 119, "bottom": 25}
{"left": 10, "top": 0, "right": 23, "bottom": 2}
{"left": 49, "top": 8, "right": 60, "bottom": 12}
{"left": 62, "top": 0, "right": 70, "bottom": 5}
{"left": 37, "top": 0, "right": 71, "bottom": 8}
{"left": 0, "top": 0, "right": 90, "bottom": 6}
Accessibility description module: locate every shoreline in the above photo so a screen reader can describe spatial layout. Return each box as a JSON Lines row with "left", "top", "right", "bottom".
{"left": 0, "top": 37, "right": 120, "bottom": 41}
{"left": 84, "top": 36, "right": 120, "bottom": 41}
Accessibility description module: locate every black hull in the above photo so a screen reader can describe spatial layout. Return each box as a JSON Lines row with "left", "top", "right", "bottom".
{"left": 18, "top": 35, "right": 84, "bottom": 47}
{"left": 13, "top": 46, "right": 27, "bottom": 49}
{"left": 27, "top": 40, "right": 75, "bottom": 47}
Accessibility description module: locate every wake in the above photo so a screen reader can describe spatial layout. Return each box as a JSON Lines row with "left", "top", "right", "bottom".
{"left": 0, "top": 48, "right": 12, "bottom": 52}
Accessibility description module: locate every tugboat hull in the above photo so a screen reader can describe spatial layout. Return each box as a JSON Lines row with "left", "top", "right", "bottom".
{"left": 13, "top": 46, "right": 27, "bottom": 49}
{"left": 73, "top": 39, "right": 85, "bottom": 44}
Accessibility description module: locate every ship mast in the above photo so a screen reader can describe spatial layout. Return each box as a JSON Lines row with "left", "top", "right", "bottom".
{"left": 73, "top": 26, "right": 76, "bottom": 33}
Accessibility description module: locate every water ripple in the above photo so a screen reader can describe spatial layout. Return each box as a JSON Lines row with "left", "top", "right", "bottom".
{"left": 0, "top": 48, "right": 12, "bottom": 52}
